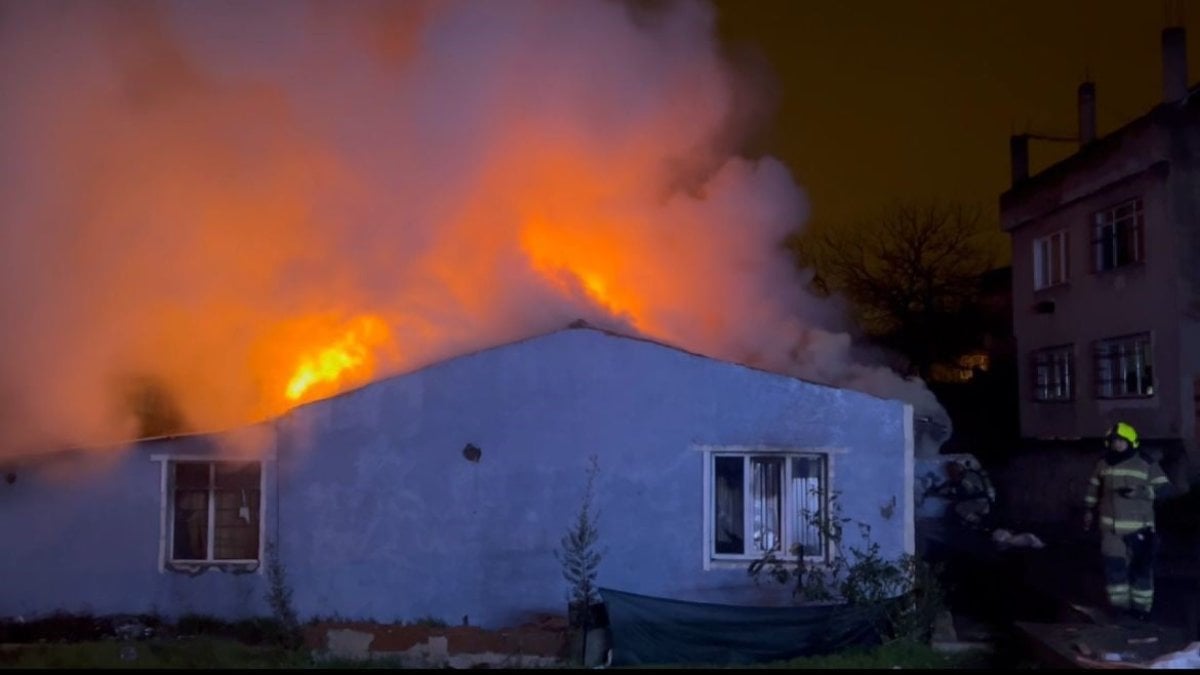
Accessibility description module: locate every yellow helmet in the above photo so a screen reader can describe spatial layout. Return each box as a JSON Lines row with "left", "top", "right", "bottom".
{"left": 1106, "top": 421, "right": 1139, "bottom": 448}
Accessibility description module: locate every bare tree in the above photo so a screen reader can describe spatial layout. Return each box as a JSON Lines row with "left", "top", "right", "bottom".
{"left": 794, "top": 201, "right": 1001, "bottom": 379}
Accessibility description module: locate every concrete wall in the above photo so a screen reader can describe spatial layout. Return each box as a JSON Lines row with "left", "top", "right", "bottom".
{"left": 0, "top": 328, "right": 912, "bottom": 627}
{"left": 276, "top": 328, "right": 912, "bottom": 628}
{"left": 1010, "top": 167, "right": 1182, "bottom": 440}
{"left": 1167, "top": 105, "right": 1200, "bottom": 460}
{"left": 1183, "top": 319, "right": 1200, "bottom": 455}
{"left": 1004, "top": 112, "right": 1200, "bottom": 452}
{"left": 0, "top": 426, "right": 277, "bottom": 619}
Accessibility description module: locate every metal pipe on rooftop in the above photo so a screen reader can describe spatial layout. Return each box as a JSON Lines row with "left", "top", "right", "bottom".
{"left": 1162, "top": 26, "right": 1188, "bottom": 103}
{"left": 1078, "top": 82, "right": 1096, "bottom": 146}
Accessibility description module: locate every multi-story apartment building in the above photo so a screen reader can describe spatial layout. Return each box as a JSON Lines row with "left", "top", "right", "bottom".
{"left": 1001, "top": 27, "right": 1200, "bottom": 476}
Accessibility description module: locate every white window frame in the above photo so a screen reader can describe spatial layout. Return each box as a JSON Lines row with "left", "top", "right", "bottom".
{"left": 701, "top": 447, "right": 832, "bottom": 567}
{"left": 1093, "top": 333, "right": 1155, "bottom": 399}
{"left": 1031, "top": 345, "right": 1074, "bottom": 402}
{"left": 153, "top": 456, "right": 265, "bottom": 571}
{"left": 1033, "top": 230, "right": 1069, "bottom": 290}
{"left": 1092, "top": 198, "right": 1144, "bottom": 272}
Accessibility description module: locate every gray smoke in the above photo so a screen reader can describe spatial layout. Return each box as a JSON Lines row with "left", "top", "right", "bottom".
{"left": 0, "top": 0, "right": 949, "bottom": 457}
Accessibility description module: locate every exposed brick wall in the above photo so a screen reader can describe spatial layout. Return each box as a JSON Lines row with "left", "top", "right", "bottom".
{"left": 304, "top": 614, "right": 568, "bottom": 667}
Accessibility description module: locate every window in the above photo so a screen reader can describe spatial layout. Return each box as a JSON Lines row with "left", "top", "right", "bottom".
{"left": 710, "top": 452, "right": 827, "bottom": 561}
{"left": 1093, "top": 333, "right": 1154, "bottom": 398}
{"left": 1031, "top": 345, "right": 1074, "bottom": 401}
{"left": 1092, "top": 199, "right": 1144, "bottom": 271}
{"left": 170, "top": 461, "right": 262, "bottom": 563}
{"left": 1033, "top": 230, "right": 1069, "bottom": 289}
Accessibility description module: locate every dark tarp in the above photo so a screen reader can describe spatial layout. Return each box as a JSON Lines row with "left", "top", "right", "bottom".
{"left": 598, "top": 587, "right": 885, "bottom": 666}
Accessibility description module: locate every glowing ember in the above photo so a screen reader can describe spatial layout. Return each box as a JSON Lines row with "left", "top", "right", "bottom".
{"left": 285, "top": 315, "right": 390, "bottom": 402}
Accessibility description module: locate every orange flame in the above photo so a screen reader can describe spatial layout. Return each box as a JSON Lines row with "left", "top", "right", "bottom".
{"left": 520, "top": 220, "right": 646, "bottom": 326}
{"left": 284, "top": 315, "right": 391, "bottom": 403}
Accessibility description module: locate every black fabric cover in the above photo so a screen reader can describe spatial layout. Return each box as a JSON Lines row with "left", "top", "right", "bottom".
{"left": 598, "top": 586, "right": 884, "bottom": 666}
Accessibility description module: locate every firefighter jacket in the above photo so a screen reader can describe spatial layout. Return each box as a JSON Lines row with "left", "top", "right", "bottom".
{"left": 1084, "top": 452, "right": 1170, "bottom": 535}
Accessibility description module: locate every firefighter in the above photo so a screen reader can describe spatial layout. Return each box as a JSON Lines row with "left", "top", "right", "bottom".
{"left": 1082, "top": 422, "right": 1172, "bottom": 619}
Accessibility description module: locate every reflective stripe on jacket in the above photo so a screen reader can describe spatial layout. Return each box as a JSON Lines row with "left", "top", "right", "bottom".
{"left": 1084, "top": 454, "right": 1169, "bottom": 534}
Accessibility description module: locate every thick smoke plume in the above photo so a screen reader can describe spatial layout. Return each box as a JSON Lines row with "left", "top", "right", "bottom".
{"left": 0, "top": 0, "right": 947, "bottom": 457}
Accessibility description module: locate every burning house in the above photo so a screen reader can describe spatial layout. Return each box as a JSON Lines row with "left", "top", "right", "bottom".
{"left": 0, "top": 324, "right": 915, "bottom": 628}
{"left": 0, "top": 0, "right": 948, "bottom": 645}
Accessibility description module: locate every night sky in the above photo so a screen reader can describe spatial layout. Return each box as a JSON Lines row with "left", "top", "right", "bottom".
{"left": 715, "top": 0, "right": 1200, "bottom": 259}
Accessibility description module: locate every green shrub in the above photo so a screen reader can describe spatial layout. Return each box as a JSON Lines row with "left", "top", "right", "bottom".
{"left": 748, "top": 490, "right": 946, "bottom": 643}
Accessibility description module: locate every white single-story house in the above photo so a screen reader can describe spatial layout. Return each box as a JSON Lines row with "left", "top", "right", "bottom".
{"left": 0, "top": 325, "right": 914, "bottom": 629}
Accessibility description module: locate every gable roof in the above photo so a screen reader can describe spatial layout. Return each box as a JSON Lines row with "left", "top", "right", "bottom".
{"left": 2, "top": 321, "right": 893, "bottom": 467}
{"left": 309, "top": 319, "right": 873, "bottom": 408}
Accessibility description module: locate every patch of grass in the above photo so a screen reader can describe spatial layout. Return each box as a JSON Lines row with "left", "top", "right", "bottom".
{"left": 311, "top": 656, "right": 419, "bottom": 669}
{"left": 613, "top": 640, "right": 996, "bottom": 669}
{"left": 759, "top": 639, "right": 992, "bottom": 669}
{"left": 173, "top": 614, "right": 296, "bottom": 646}
{"left": 0, "top": 641, "right": 553, "bottom": 670}
{"left": 0, "top": 639, "right": 576, "bottom": 670}
{"left": 0, "top": 634, "right": 994, "bottom": 670}
{"left": 175, "top": 613, "right": 226, "bottom": 636}
{"left": 0, "top": 612, "right": 167, "bottom": 643}
{"left": 0, "top": 638, "right": 311, "bottom": 669}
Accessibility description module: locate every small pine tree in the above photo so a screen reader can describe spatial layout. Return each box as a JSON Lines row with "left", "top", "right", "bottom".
{"left": 264, "top": 541, "right": 302, "bottom": 649}
{"left": 555, "top": 455, "right": 605, "bottom": 620}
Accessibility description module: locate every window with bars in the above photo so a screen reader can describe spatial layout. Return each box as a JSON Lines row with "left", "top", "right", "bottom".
{"left": 1031, "top": 345, "right": 1074, "bottom": 401}
{"left": 171, "top": 461, "right": 262, "bottom": 563}
{"left": 1092, "top": 199, "right": 1144, "bottom": 272}
{"left": 1033, "top": 230, "right": 1069, "bottom": 289}
{"left": 711, "top": 453, "right": 827, "bottom": 560}
{"left": 1093, "top": 333, "right": 1154, "bottom": 398}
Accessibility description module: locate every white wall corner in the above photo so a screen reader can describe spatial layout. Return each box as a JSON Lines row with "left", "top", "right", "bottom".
{"left": 902, "top": 404, "right": 915, "bottom": 556}
{"left": 701, "top": 446, "right": 712, "bottom": 571}
{"left": 157, "top": 458, "right": 168, "bottom": 573}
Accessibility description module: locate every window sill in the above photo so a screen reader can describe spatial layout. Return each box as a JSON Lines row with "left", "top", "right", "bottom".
{"left": 1095, "top": 396, "right": 1158, "bottom": 411}
{"left": 166, "top": 560, "right": 261, "bottom": 575}
{"left": 1032, "top": 398, "right": 1075, "bottom": 404}
{"left": 1033, "top": 281, "right": 1070, "bottom": 293}
{"left": 1092, "top": 261, "right": 1146, "bottom": 276}
{"left": 708, "top": 556, "right": 826, "bottom": 570}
